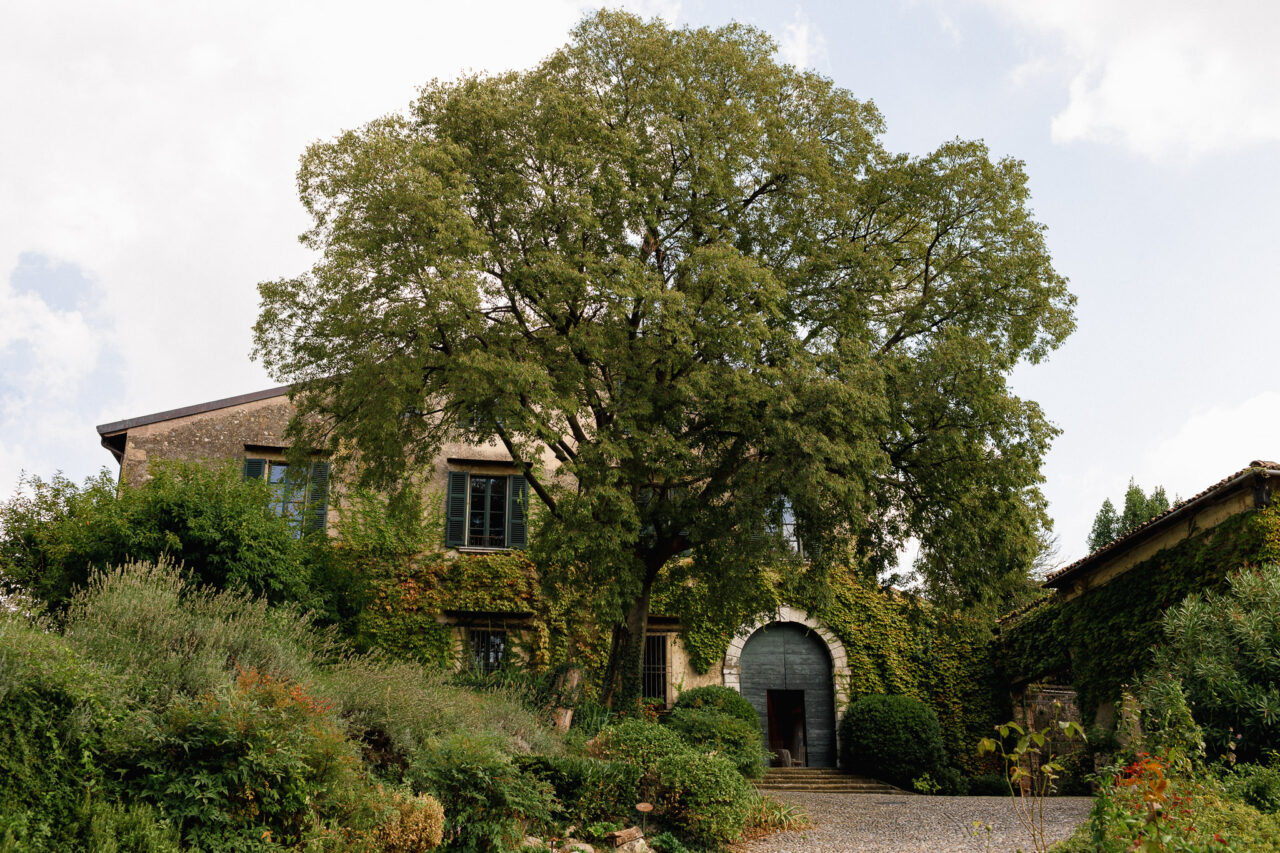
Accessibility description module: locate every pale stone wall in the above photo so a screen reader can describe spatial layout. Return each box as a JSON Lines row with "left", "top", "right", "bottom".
{"left": 117, "top": 394, "right": 295, "bottom": 487}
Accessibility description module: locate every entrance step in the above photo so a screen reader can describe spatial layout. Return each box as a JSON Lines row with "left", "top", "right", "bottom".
{"left": 755, "top": 768, "right": 905, "bottom": 795}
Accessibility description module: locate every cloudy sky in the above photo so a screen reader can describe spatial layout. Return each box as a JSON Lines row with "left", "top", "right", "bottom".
{"left": 3, "top": 0, "right": 1278, "bottom": 567}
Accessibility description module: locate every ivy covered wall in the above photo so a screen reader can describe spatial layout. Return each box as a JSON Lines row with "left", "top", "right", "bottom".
{"left": 998, "top": 504, "right": 1280, "bottom": 720}
{"left": 659, "top": 566, "right": 1006, "bottom": 774}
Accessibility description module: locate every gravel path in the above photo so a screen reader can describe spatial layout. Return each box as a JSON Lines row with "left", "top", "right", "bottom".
{"left": 736, "top": 793, "right": 1093, "bottom": 853}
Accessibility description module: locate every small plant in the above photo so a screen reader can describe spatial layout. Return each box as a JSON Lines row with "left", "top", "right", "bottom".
{"left": 977, "top": 706, "right": 1087, "bottom": 853}
{"left": 648, "top": 831, "right": 691, "bottom": 853}
{"left": 912, "top": 773, "right": 941, "bottom": 794}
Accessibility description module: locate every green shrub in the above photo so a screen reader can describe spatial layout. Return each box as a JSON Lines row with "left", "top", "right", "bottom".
{"left": 513, "top": 755, "right": 641, "bottom": 826}
{"left": 966, "top": 772, "right": 1009, "bottom": 796}
{"left": 1152, "top": 565, "right": 1280, "bottom": 762}
{"left": 588, "top": 718, "right": 690, "bottom": 776}
{"left": 117, "top": 666, "right": 376, "bottom": 850}
{"left": 647, "top": 831, "right": 691, "bottom": 853}
{"left": 0, "top": 464, "right": 315, "bottom": 611}
{"left": 672, "top": 685, "right": 759, "bottom": 728}
{"left": 62, "top": 562, "right": 334, "bottom": 707}
{"left": 653, "top": 750, "right": 754, "bottom": 848}
{"left": 839, "top": 694, "right": 944, "bottom": 789}
{"left": 662, "top": 708, "right": 767, "bottom": 779}
{"left": 409, "top": 733, "right": 554, "bottom": 852}
{"left": 0, "top": 615, "right": 120, "bottom": 850}
{"left": 1224, "top": 762, "right": 1280, "bottom": 814}
{"left": 77, "top": 799, "right": 182, "bottom": 853}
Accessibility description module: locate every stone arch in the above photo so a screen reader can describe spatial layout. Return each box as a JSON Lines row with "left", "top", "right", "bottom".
{"left": 722, "top": 605, "right": 851, "bottom": 711}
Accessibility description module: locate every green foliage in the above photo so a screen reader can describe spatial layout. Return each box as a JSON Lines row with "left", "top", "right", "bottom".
{"left": 839, "top": 694, "right": 944, "bottom": 789}
{"left": 1222, "top": 762, "right": 1280, "bottom": 815}
{"left": 0, "top": 463, "right": 313, "bottom": 610}
{"left": 1000, "top": 505, "right": 1280, "bottom": 718}
{"left": 671, "top": 685, "right": 758, "bottom": 728}
{"left": 1087, "top": 479, "right": 1173, "bottom": 552}
{"left": 977, "top": 713, "right": 1088, "bottom": 851}
{"left": 61, "top": 561, "right": 335, "bottom": 706}
{"left": 1066, "top": 756, "right": 1280, "bottom": 853}
{"left": 408, "top": 733, "right": 554, "bottom": 853}
{"left": 513, "top": 755, "right": 641, "bottom": 826}
{"left": 0, "top": 614, "right": 120, "bottom": 850}
{"left": 1150, "top": 564, "right": 1280, "bottom": 762}
{"left": 653, "top": 750, "right": 755, "bottom": 849}
{"left": 647, "top": 831, "right": 691, "bottom": 853}
{"left": 588, "top": 718, "right": 690, "bottom": 777}
{"left": 117, "top": 666, "right": 373, "bottom": 850}
{"left": 662, "top": 708, "right": 768, "bottom": 779}
{"left": 254, "top": 8, "right": 1073, "bottom": 703}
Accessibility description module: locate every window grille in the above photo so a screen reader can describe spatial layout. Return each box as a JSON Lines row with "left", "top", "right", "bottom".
{"left": 642, "top": 634, "right": 669, "bottom": 704}
{"left": 470, "top": 629, "right": 506, "bottom": 675}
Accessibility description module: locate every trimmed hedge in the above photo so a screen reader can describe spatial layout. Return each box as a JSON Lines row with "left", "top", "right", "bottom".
{"left": 839, "top": 694, "right": 944, "bottom": 789}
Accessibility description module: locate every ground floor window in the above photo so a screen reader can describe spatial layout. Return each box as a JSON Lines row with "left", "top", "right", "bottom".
{"left": 643, "top": 634, "right": 669, "bottom": 704}
{"left": 469, "top": 629, "right": 507, "bottom": 674}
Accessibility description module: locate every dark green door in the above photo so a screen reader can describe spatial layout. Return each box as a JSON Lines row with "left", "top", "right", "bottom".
{"left": 739, "top": 622, "right": 836, "bottom": 767}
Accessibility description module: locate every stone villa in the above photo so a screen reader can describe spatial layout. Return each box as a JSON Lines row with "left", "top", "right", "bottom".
{"left": 97, "top": 385, "right": 850, "bottom": 767}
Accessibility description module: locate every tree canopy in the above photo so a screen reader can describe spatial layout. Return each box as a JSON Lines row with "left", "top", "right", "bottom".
{"left": 253, "top": 11, "right": 1074, "bottom": 703}
{"left": 1086, "top": 479, "right": 1172, "bottom": 552}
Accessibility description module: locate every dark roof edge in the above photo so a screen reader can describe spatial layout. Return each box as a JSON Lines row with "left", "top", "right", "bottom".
{"left": 1044, "top": 460, "right": 1280, "bottom": 590}
{"left": 96, "top": 385, "right": 293, "bottom": 436}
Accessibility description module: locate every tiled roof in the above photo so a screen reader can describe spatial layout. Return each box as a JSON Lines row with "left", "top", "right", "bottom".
{"left": 1043, "top": 460, "right": 1280, "bottom": 589}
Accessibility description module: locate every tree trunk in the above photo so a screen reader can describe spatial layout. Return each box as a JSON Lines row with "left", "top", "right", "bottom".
{"left": 601, "top": 563, "right": 659, "bottom": 709}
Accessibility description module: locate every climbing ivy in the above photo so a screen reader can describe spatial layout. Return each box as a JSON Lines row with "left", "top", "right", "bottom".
{"left": 656, "top": 564, "right": 1004, "bottom": 774}
{"left": 998, "top": 504, "right": 1280, "bottom": 719}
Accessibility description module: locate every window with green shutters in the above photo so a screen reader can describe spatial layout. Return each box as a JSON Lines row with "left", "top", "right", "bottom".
{"left": 243, "top": 457, "right": 330, "bottom": 537}
{"left": 444, "top": 471, "right": 529, "bottom": 549}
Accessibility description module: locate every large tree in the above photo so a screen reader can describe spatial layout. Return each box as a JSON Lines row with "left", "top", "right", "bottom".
{"left": 254, "top": 12, "right": 1074, "bottom": 705}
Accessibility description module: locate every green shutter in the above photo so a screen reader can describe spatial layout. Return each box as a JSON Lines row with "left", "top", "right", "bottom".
{"left": 243, "top": 458, "right": 266, "bottom": 480}
{"left": 507, "top": 474, "right": 529, "bottom": 548}
{"left": 445, "top": 471, "right": 468, "bottom": 547}
{"left": 304, "top": 461, "right": 330, "bottom": 535}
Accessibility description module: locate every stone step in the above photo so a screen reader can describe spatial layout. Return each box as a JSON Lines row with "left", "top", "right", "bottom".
{"left": 755, "top": 770, "right": 905, "bottom": 794}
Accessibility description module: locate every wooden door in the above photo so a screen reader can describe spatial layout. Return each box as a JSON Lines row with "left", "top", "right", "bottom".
{"left": 738, "top": 622, "right": 836, "bottom": 767}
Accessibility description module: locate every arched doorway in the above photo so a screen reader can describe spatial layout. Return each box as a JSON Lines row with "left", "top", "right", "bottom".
{"left": 738, "top": 622, "right": 837, "bottom": 767}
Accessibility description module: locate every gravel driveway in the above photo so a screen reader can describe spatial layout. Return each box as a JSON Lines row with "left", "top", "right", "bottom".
{"left": 737, "top": 792, "right": 1093, "bottom": 853}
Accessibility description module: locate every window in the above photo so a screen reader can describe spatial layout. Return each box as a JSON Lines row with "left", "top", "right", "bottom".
{"left": 469, "top": 629, "right": 506, "bottom": 674}
{"left": 642, "top": 634, "right": 669, "bottom": 704}
{"left": 445, "top": 472, "right": 529, "bottom": 549}
{"left": 243, "top": 458, "right": 330, "bottom": 537}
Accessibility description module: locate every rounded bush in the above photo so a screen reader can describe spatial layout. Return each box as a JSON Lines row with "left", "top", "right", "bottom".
{"left": 662, "top": 708, "right": 768, "bottom": 779}
{"left": 654, "top": 750, "right": 755, "bottom": 847}
{"left": 587, "top": 718, "right": 690, "bottom": 776}
{"left": 672, "top": 685, "right": 758, "bottom": 727}
{"left": 838, "top": 694, "right": 943, "bottom": 789}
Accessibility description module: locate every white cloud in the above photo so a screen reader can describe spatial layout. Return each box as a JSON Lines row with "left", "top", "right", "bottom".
{"left": 0, "top": 0, "right": 679, "bottom": 489}
{"left": 779, "top": 6, "right": 828, "bottom": 71}
{"left": 973, "top": 0, "right": 1280, "bottom": 161}
{"left": 1138, "top": 391, "right": 1280, "bottom": 498}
